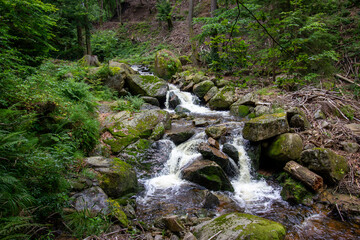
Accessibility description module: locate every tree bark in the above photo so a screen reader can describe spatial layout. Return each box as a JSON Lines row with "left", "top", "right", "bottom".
{"left": 77, "top": 25, "right": 84, "bottom": 49}
{"left": 98, "top": 0, "right": 104, "bottom": 26}
{"left": 211, "top": 0, "right": 217, "bottom": 17}
{"left": 116, "top": 0, "right": 122, "bottom": 23}
{"left": 210, "top": 0, "right": 219, "bottom": 67}
{"left": 284, "top": 161, "right": 323, "bottom": 192}
{"left": 188, "top": 0, "right": 198, "bottom": 64}
{"left": 84, "top": 0, "right": 92, "bottom": 55}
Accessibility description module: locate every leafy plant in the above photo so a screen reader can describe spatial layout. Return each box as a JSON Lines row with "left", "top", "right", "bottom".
{"left": 113, "top": 95, "right": 145, "bottom": 112}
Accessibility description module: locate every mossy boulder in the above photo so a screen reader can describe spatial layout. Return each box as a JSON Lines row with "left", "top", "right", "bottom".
{"left": 97, "top": 158, "right": 138, "bottom": 198}
{"left": 73, "top": 187, "right": 110, "bottom": 214}
{"left": 208, "top": 86, "right": 235, "bottom": 110}
{"left": 185, "top": 72, "right": 207, "bottom": 84}
{"left": 167, "top": 129, "right": 195, "bottom": 145}
{"left": 279, "top": 173, "right": 312, "bottom": 204}
{"left": 299, "top": 148, "right": 349, "bottom": 185}
{"left": 108, "top": 199, "right": 129, "bottom": 227}
{"left": 193, "top": 80, "right": 215, "bottom": 98}
{"left": 230, "top": 104, "right": 251, "bottom": 118}
{"left": 154, "top": 49, "right": 182, "bottom": 80}
{"left": 204, "top": 86, "right": 218, "bottom": 102}
{"left": 242, "top": 113, "right": 290, "bottom": 142}
{"left": 193, "top": 212, "right": 286, "bottom": 240}
{"left": 205, "top": 125, "right": 227, "bottom": 139}
{"left": 265, "top": 133, "right": 303, "bottom": 167}
{"left": 287, "top": 107, "right": 311, "bottom": 130}
{"left": 118, "top": 139, "right": 152, "bottom": 169}
{"left": 181, "top": 160, "right": 234, "bottom": 192}
{"left": 128, "top": 75, "right": 169, "bottom": 101}
{"left": 104, "top": 110, "right": 170, "bottom": 153}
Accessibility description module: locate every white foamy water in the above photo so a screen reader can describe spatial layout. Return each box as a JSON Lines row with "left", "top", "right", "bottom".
{"left": 165, "top": 84, "right": 230, "bottom": 117}
{"left": 139, "top": 84, "right": 281, "bottom": 214}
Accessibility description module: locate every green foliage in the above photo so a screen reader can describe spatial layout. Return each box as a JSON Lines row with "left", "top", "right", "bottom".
{"left": 91, "top": 30, "right": 121, "bottom": 61}
{"left": 113, "top": 95, "right": 145, "bottom": 112}
{"left": 156, "top": 0, "right": 173, "bottom": 30}
{"left": 64, "top": 209, "right": 111, "bottom": 238}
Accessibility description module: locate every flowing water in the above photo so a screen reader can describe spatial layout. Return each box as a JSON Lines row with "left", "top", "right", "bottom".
{"left": 133, "top": 67, "right": 360, "bottom": 239}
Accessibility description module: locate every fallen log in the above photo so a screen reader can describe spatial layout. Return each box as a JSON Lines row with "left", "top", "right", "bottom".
{"left": 284, "top": 161, "right": 323, "bottom": 192}
{"left": 335, "top": 74, "right": 360, "bottom": 87}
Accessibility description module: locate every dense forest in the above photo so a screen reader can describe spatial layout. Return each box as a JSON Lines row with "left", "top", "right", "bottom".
{"left": 1, "top": 0, "right": 360, "bottom": 239}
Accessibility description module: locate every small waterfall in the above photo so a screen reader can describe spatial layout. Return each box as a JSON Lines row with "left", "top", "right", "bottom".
{"left": 139, "top": 85, "right": 281, "bottom": 214}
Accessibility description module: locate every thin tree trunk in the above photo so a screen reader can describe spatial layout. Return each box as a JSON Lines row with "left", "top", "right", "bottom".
{"left": 84, "top": 0, "right": 92, "bottom": 55}
{"left": 211, "top": 0, "right": 217, "bottom": 17}
{"left": 77, "top": 25, "right": 84, "bottom": 49}
{"left": 98, "top": 0, "right": 104, "bottom": 26}
{"left": 210, "top": 0, "right": 219, "bottom": 67}
{"left": 188, "top": 0, "right": 198, "bottom": 64}
{"left": 116, "top": 0, "right": 122, "bottom": 23}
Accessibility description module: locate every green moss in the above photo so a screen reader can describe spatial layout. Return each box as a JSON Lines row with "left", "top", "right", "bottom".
{"left": 109, "top": 199, "right": 129, "bottom": 227}
{"left": 109, "top": 66, "right": 121, "bottom": 75}
{"left": 238, "top": 105, "right": 250, "bottom": 117}
{"left": 248, "top": 112, "right": 287, "bottom": 124}
{"left": 280, "top": 176, "right": 312, "bottom": 204}
{"left": 150, "top": 122, "right": 165, "bottom": 140}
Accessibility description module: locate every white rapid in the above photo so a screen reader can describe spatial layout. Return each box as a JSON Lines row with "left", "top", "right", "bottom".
{"left": 138, "top": 85, "right": 281, "bottom": 214}
{"left": 165, "top": 84, "right": 230, "bottom": 118}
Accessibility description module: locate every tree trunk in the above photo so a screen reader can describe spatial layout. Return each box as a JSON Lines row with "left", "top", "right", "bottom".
{"left": 98, "top": 0, "right": 104, "bottom": 26}
{"left": 188, "top": 0, "right": 198, "bottom": 64}
{"left": 210, "top": 0, "right": 219, "bottom": 67}
{"left": 77, "top": 25, "right": 84, "bottom": 49}
{"left": 116, "top": 0, "right": 122, "bottom": 23}
{"left": 167, "top": 17, "right": 173, "bottom": 31}
{"left": 84, "top": 0, "right": 92, "bottom": 55}
{"left": 284, "top": 161, "right": 323, "bottom": 192}
{"left": 211, "top": 0, "right": 217, "bottom": 17}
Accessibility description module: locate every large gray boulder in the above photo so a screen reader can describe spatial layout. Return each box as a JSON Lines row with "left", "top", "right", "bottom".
{"left": 205, "top": 125, "right": 227, "bottom": 139}
{"left": 193, "top": 80, "right": 215, "bottom": 98}
{"left": 128, "top": 75, "right": 169, "bottom": 100}
{"left": 103, "top": 109, "right": 170, "bottom": 153}
{"left": 193, "top": 212, "right": 286, "bottom": 240}
{"left": 242, "top": 113, "right": 290, "bottom": 142}
{"left": 299, "top": 148, "right": 349, "bottom": 185}
{"left": 73, "top": 187, "right": 109, "bottom": 214}
{"left": 208, "top": 86, "right": 235, "bottom": 110}
{"left": 204, "top": 86, "right": 218, "bottom": 102}
{"left": 265, "top": 133, "right": 303, "bottom": 167}
{"left": 181, "top": 160, "right": 234, "bottom": 192}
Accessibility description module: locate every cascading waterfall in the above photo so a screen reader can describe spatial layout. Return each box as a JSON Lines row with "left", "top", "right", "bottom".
{"left": 139, "top": 84, "right": 281, "bottom": 214}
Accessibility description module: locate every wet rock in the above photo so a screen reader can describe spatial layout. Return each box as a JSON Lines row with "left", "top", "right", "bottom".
{"left": 208, "top": 137, "right": 219, "bottom": 149}
{"left": 340, "top": 141, "right": 359, "bottom": 153}
{"left": 193, "top": 118, "right": 209, "bottom": 127}
{"left": 168, "top": 129, "right": 195, "bottom": 145}
{"left": 181, "top": 160, "right": 234, "bottom": 192}
{"left": 163, "top": 215, "right": 185, "bottom": 232}
{"left": 181, "top": 81, "right": 194, "bottom": 92}
{"left": 198, "top": 143, "right": 235, "bottom": 177}
{"left": 73, "top": 187, "right": 109, "bottom": 214}
{"left": 128, "top": 75, "right": 169, "bottom": 101}
{"left": 299, "top": 148, "right": 349, "bottom": 185}
{"left": 208, "top": 86, "right": 235, "bottom": 110}
{"left": 265, "top": 133, "right": 303, "bottom": 167}
{"left": 280, "top": 176, "right": 312, "bottom": 204}
{"left": 145, "top": 140, "right": 174, "bottom": 172}
{"left": 204, "top": 86, "right": 218, "bottom": 102}
{"left": 150, "top": 122, "right": 166, "bottom": 141}
{"left": 96, "top": 158, "right": 138, "bottom": 198}
{"left": 242, "top": 112, "right": 290, "bottom": 142}
{"left": 254, "top": 105, "right": 271, "bottom": 117}
{"left": 205, "top": 125, "right": 227, "bottom": 139}
{"left": 154, "top": 49, "right": 182, "bottom": 80}
{"left": 193, "top": 212, "right": 286, "bottom": 240}
{"left": 175, "top": 105, "right": 190, "bottom": 114}
{"left": 222, "top": 143, "right": 239, "bottom": 163}
{"left": 141, "top": 96, "right": 160, "bottom": 107}
{"left": 118, "top": 139, "right": 152, "bottom": 168}
{"left": 314, "top": 109, "right": 326, "bottom": 119}
{"left": 104, "top": 109, "right": 170, "bottom": 153}
{"left": 168, "top": 91, "right": 181, "bottom": 109}
{"left": 193, "top": 80, "right": 215, "bottom": 98}
{"left": 245, "top": 143, "right": 261, "bottom": 171}
{"left": 202, "top": 191, "right": 220, "bottom": 209}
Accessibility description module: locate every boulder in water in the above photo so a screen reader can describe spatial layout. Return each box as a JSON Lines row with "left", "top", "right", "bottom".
{"left": 205, "top": 125, "right": 227, "bottom": 139}
{"left": 168, "top": 91, "right": 181, "bottom": 109}
{"left": 242, "top": 112, "right": 290, "bottom": 142}
{"left": 193, "top": 80, "right": 215, "bottom": 98}
{"left": 127, "top": 75, "right": 169, "bottom": 101}
{"left": 141, "top": 96, "right": 160, "bottom": 107}
{"left": 265, "top": 133, "right": 303, "bottom": 167}
{"left": 208, "top": 137, "right": 220, "bottom": 149}
{"left": 222, "top": 143, "right": 239, "bottom": 163}
{"left": 175, "top": 105, "right": 191, "bottom": 114}
{"left": 208, "top": 86, "right": 235, "bottom": 110}
{"left": 299, "top": 148, "right": 349, "bottom": 185}
{"left": 198, "top": 143, "right": 236, "bottom": 177}
{"left": 193, "top": 212, "right": 286, "bottom": 240}
{"left": 154, "top": 49, "right": 182, "bottom": 80}
{"left": 204, "top": 86, "right": 218, "bottom": 102}
{"left": 181, "top": 160, "right": 234, "bottom": 192}
{"left": 167, "top": 129, "right": 195, "bottom": 145}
